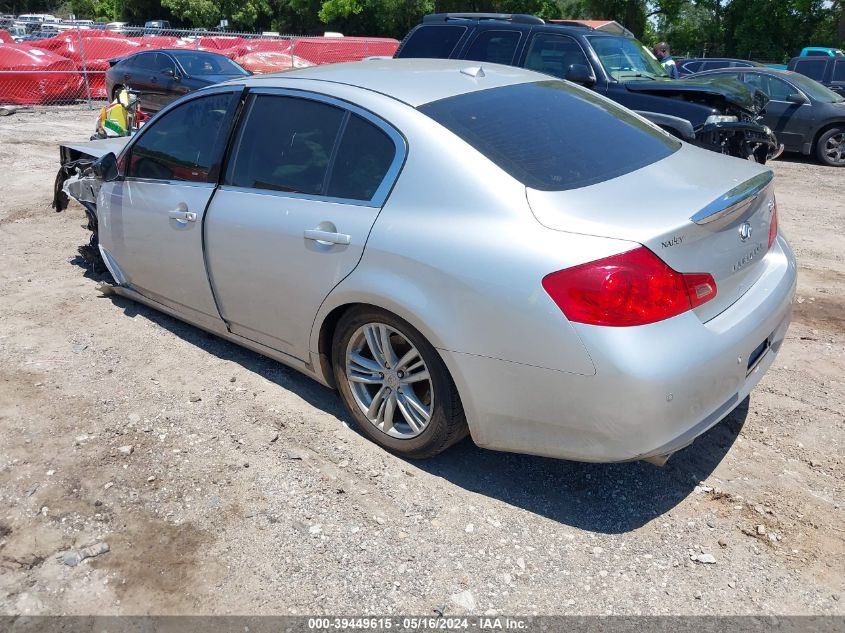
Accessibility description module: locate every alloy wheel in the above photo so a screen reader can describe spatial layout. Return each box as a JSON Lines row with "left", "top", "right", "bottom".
{"left": 823, "top": 132, "right": 845, "bottom": 165}
{"left": 345, "top": 323, "right": 434, "bottom": 439}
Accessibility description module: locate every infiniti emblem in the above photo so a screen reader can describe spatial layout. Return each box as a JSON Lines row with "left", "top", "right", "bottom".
{"left": 738, "top": 221, "right": 753, "bottom": 242}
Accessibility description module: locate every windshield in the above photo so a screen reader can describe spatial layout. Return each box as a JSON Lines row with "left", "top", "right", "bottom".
{"left": 788, "top": 71, "right": 845, "bottom": 103}
{"left": 587, "top": 35, "right": 669, "bottom": 81}
{"left": 171, "top": 52, "right": 250, "bottom": 77}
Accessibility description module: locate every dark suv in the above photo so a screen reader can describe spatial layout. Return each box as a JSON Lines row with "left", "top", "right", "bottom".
{"left": 395, "top": 13, "right": 778, "bottom": 161}
{"left": 787, "top": 56, "right": 845, "bottom": 97}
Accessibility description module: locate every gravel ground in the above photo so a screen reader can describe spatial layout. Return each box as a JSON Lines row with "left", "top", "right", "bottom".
{"left": 0, "top": 109, "right": 842, "bottom": 616}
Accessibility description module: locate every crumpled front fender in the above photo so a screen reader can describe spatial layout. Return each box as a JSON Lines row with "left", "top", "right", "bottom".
{"left": 696, "top": 120, "right": 780, "bottom": 161}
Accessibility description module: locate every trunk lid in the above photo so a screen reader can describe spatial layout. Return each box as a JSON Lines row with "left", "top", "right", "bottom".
{"left": 525, "top": 144, "right": 777, "bottom": 322}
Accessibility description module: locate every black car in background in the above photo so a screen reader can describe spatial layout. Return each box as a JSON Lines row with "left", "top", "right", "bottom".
{"left": 787, "top": 56, "right": 845, "bottom": 97}
{"left": 395, "top": 13, "right": 778, "bottom": 162}
{"left": 678, "top": 58, "right": 765, "bottom": 76}
{"left": 105, "top": 50, "right": 250, "bottom": 112}
{"left": 692, "top": 67, "right": 845, "bottom": 166}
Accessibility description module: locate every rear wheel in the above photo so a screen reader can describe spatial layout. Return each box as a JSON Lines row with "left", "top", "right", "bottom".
{"left": 816, "top": 127, "right": 845, "bottom": 167}
{"left": 332, "top": 307, "right": 467, "bottom": 458}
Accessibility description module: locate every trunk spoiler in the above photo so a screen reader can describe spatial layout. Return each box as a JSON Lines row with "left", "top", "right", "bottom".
{"left": 691, "top": 171, "right": 773, "bottom": 225}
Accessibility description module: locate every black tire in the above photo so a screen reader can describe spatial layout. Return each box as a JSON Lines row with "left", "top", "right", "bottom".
{"left": 332, "top": 307, "right": 468, "bottom": 459}
{"left": 815, "top": 127, "right": 845, "bottom": 167}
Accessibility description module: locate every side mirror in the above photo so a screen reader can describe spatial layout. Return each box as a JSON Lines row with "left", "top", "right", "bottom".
{"left": 786, "top": 93, "right": 808, "bottom": 104}
{"left": 565, "top": 63, "right": 596, "bottom": 86}
{"left": 162, "top": 67, "right": 178, "bottom": 79}
{"left": 93, "top": 152, "right": 119, "bottom": 182}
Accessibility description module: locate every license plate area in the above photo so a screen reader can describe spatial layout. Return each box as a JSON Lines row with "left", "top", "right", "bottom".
{"left": 746, "top": 335, "right": 772, "bottom": 376}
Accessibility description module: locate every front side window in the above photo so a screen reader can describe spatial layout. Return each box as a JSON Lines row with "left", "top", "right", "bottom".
{"left": 399, "top": 25, "right": 466, "bottom": 58}
{"left": 588, "top": 35, "right": 669, "bottom": 80}
{"left": 226, "top": 95, "right": 345, "bottom": 195}
{"left": 127, "top": 92, "right": 236, "bottom": 182}
{"left": 464, "top": 30, "right": 521, "bottom": 66}
{"left": 524, "top": 33, "right": 589, "bottom": 79}
{"left": 420, "top": 80, "right": 679, "bottom": 191}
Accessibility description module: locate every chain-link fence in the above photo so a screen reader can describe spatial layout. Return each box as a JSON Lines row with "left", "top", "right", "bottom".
{"left": 0, "top": 26, "right": 400, "bottom": 109}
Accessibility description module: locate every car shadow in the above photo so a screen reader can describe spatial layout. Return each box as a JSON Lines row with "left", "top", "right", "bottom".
{"left": 414, "top": 402, "right": 746, "bottom": 534}
{"left": 101, "top": 292, "right": 746, "bottom": 535}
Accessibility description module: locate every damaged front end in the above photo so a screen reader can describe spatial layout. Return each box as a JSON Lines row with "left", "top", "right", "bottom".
{"left": 695, "top": 117, "right": 781, "bottom": 163}
{"left": 53, "top": 138, "right": 127, "bottom": 274}
{"left": 53, "top": 158, "right": 104, "bottom": 272}
{"left": 626, "top": 79, "right": 781, "bottom": 162}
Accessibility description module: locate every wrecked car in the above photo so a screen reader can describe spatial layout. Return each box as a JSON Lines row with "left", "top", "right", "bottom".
{"left": 394, "top": 13, "right": 780, "bottom": 162}
{"left": 56, "top": 60, "right": 795, "bottom": 466}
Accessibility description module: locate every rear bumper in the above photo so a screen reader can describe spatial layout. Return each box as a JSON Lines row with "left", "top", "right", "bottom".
{"left": 440, "top": 236, "right": 797, "bottom": 463}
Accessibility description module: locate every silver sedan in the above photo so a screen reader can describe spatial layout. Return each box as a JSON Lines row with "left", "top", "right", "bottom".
{"left": 62, "top": 58, "right": 797, "bottom": 464}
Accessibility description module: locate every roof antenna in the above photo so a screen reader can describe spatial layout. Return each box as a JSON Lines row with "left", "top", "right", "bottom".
{"left": 460, "top": 66, "right": 485, "bottom": 78}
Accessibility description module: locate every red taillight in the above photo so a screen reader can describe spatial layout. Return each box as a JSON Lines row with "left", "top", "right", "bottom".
{"left": 768, "top": 197, "right": 779, "bottom": 249}
{"left": 542, "top": 247, "right": 717, "bottom": 327}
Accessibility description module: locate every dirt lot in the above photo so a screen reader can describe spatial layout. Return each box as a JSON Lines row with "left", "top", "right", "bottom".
{"left": 0, "top": 109, "right": 843, "bottom": 617}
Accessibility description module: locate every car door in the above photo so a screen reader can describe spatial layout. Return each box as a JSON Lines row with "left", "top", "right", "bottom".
{"left": 203, "top": 90, "right": 405, "bottom": 360}
{"left": 154, "top": 52, "right": 188, "bottom": 109}
{"left": 741, "top": 72, "right": 812, "bottom": 151}
{"left": 98, "top": 88, "right": 242, "bottom": 325}
{"left": 143, "top": 52, "right": 173, "bottom": 111}
{"left": 122, "top": 52, "right": 159, "bottom": 105}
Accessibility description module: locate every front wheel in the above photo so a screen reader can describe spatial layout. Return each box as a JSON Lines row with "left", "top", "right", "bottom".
{"left": 816, "top": 127, "right": 845, "bottom": 167}
{"left": 332, "top": 307, "right": 468, "bottom": 458}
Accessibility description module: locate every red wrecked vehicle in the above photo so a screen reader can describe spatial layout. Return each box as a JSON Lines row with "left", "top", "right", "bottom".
{"left": 233, "top": 51, "right": 314, "bottom": 74}
{"left": 0, "top": 43, "right": 83, "bottom": 104}
{"left": 31, "top": 33, "right": 143, "bottom": 97}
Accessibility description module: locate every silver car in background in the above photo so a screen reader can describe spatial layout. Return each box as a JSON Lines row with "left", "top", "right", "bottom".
{"left": 62, "top": 59, "right": 797, "bottom": 464}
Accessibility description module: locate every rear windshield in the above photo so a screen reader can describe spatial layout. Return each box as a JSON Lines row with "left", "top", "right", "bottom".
{"left": 419, "top": 81, "right": 680, "bottom": 191}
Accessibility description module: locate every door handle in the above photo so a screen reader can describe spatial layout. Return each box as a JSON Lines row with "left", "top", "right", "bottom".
{"left": 168, "top": 209, "right": 197, "bottom": 224}
{"left": 304, "top": 229, "right": 351, "bottom": 245}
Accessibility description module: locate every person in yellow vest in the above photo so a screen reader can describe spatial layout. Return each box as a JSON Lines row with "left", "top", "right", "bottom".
{"left": 654, "top": 42, "right": 680, "bottom": 79}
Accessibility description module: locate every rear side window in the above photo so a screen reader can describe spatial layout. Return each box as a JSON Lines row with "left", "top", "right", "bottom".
{"left": 464, "top": 30, "right": 521, "bottom": 65}
{"left": 225, "top": 95, "right": 345, "bottom": 195}
{"left": 795, "top": 59, "right": 827, "bottom": 81}
{"left": 682, "top": 61, "right": 702, "bottom": 73}
{"left": 399, "top": 25, "right": 466, "bottom": 58}
{"left": 833, "top": 60, "right": 845, "bottom": 82}
{"left": 326, "top": 114, "right": 396, "bottom": 201}
{"left": 419, "top": 81, "right": 680, "bottom": 191}
{"left": 702, "top": 60, "right": 731, "bottom": 71}
{"left": 131, "top": 52, "right": 161, "bottom": 71}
